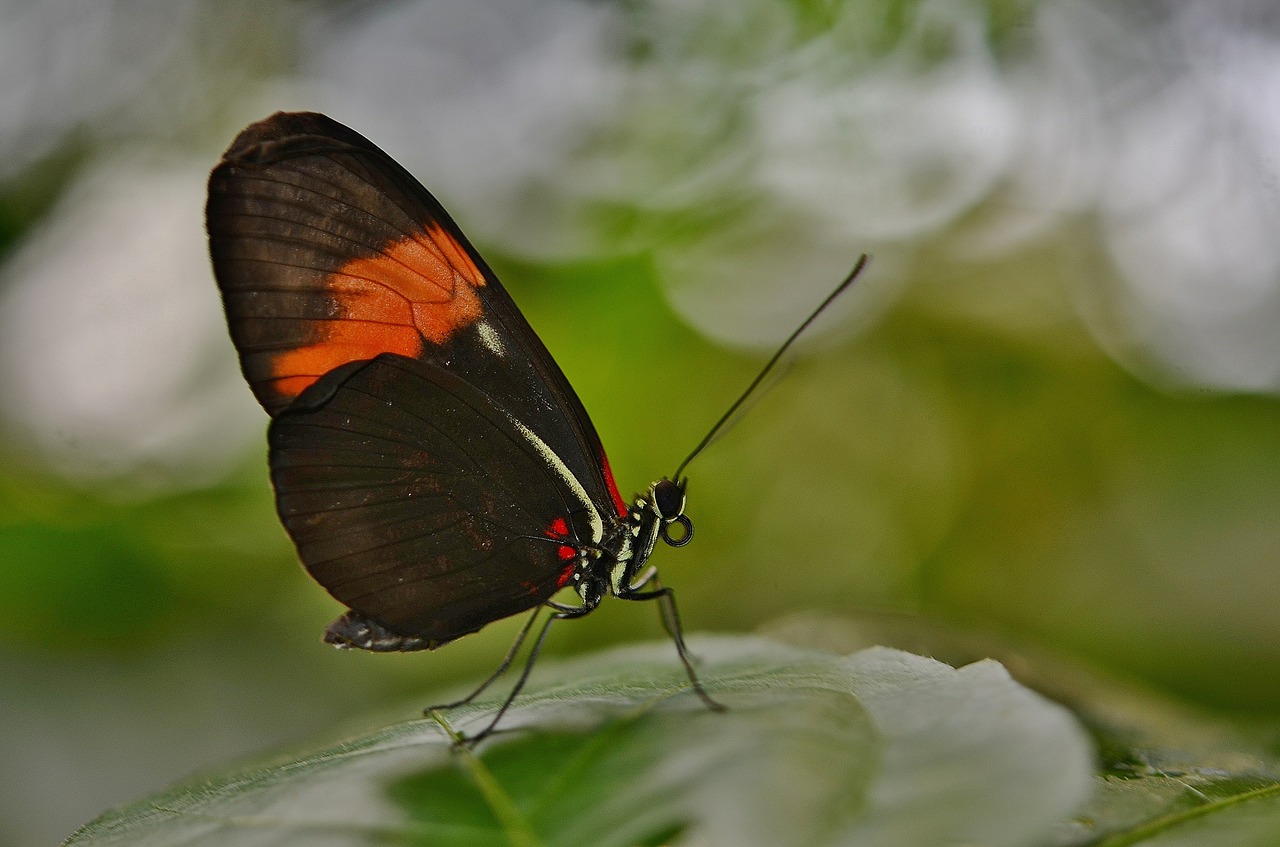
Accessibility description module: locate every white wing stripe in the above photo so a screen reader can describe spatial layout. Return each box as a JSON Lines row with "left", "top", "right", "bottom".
{"left": 508, "top": 417, "right": 605, "bottom": 544}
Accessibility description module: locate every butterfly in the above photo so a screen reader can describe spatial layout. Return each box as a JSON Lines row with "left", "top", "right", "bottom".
{"left": 206, "top": 112, "right": 865, "bottom": 741}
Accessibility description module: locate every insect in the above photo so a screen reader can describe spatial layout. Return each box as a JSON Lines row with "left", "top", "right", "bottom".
{"left": 206, "top": 112, "right": 865, "bottom": 742}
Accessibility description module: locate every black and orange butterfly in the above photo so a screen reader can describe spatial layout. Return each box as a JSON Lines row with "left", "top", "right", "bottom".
{"left": 206, "top": 112, "right": 864, "bottom": 741}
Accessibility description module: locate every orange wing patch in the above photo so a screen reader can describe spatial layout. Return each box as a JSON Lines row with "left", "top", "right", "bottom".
{"left": 270, "top": 222, "right": 487, "bottom": 402}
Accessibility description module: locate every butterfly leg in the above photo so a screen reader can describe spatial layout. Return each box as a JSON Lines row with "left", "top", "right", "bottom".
{"left": 626, "top": 564, "right": 658, "bottom": 592}
{"left": 423, "top": 606, "right": 545, "bottom": 715}
{"left": 456, "top": 600, "right": 598, "bottom": 745}
{"left": 617, "top": 582, "right": 725, "bottom": 713}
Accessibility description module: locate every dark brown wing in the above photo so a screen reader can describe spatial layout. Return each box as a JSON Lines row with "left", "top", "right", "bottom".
{"left": 206, "top": 111, "right": 628, "bottom": 515}
{"left": 268, "top": 353, "right": 605, "bottom": 645}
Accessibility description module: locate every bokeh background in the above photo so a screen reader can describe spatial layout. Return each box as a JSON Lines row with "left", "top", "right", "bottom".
{"left": 3, "top": 0, "right": 1279, "bottom": 843}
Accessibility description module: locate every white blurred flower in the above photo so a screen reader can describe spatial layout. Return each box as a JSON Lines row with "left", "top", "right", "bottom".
{"left": 0, "top": 160, "right": 264, "bottom": 487}
{"left": 754, "top": 0, "right": 1016, "bottom": 243}
{"left": 307, "top": 0, "right": 1009, "bottom": 347}
{"left": 993, "top": 1, "right": 1280, "bottom": 390}
{"left": 1094, "top": 5, "right": 1280, "bottom": 390}
{"left": 0, "top": 0, "right": 254, "bottom": 180}
{"left": 307, "top": 0, "right": 626, "bottom": 260}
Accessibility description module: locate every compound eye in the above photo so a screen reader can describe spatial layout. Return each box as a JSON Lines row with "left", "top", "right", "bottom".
{"left": 652, "top": 478, "right": 686, "bottom": 519}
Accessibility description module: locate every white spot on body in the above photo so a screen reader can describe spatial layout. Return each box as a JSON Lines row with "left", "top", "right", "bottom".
{"left": 609, "top": 560, "right": 627, "bottom": 593}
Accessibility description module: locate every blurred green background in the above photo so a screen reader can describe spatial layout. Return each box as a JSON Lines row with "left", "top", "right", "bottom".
{"left": 2, "top": 1, "right": 1279, "bottom": 844}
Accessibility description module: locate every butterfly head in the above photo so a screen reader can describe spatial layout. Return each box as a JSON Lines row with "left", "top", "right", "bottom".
{"left": 649, "top": 477, "right": 693, "bottom": 548}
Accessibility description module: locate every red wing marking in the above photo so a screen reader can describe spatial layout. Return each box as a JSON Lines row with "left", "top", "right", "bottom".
{"left": 545, "top": 517, "right": 576, "bottom": 569}
{"left": 269, "top": 222, "right": 487, "bottom": 401}
{"left": 270, "top": 321, "right": 422, "bottom": 398}
{"left": 556, "top": 563, "right": 576, "bottom": 587}
{"left": 599, "top": 452, "right": 629, "bottom": 517}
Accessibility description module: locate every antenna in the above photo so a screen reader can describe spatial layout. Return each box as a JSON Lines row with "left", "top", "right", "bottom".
{"left": 672, "top": 254, "right": 870, "bottom": 481}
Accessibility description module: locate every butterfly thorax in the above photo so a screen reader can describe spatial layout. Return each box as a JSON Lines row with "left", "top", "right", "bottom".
{"left": 573, "top": 477, "right": 691, "bottom": 603}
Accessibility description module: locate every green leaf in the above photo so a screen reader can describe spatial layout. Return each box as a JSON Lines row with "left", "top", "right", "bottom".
{"left": 1060, "top": 702, "right": 1280, "bottom": 847}
{"left": 65, "top": 637, "right": 1091, "bottom": 847}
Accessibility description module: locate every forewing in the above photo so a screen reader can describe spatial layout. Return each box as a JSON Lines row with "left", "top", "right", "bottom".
{"left": 269, "top": 354, "right": 603, "bottom": 644}
{"left": 207, "top": 111, "right": 627, "bottom": 516}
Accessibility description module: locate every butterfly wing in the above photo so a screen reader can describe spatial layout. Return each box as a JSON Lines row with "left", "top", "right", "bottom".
{"left": 206, "top": 111, "right": 627, "bottom": 516}
{"left": 269, "top": 353, "right": 604, "bottom": 645}
{"left": 206, "top": 112, "right": 627, "bottom": 644}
